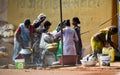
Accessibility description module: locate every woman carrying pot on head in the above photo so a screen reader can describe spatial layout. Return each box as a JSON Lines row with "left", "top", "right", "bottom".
{"left": 12, "top": 19, "right": 34, "bottom": 61}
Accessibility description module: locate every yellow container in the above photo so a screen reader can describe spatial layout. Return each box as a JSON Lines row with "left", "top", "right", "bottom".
{"left": 102, "top": 47, "right": 115, "bottom": 62}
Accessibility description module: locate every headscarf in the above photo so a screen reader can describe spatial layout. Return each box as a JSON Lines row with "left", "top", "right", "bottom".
{"left": 33, "top": 13, "right": 46, "bottom": 25}
{"left": 32, "top": 13, "right": 46, "bottom": 29}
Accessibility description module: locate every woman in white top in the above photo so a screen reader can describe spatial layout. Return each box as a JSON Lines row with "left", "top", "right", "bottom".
{"left": 54, "top": 20, "right": 78, "bottom": 55}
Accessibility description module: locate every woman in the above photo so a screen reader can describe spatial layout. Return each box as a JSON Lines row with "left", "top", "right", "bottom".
{"left": 13, "top": 19, "right": 34, "bottom": 61}
{"left": 51, "top": 21, "right": 66, "bottom": 61}
{"left": 32, "top": 13, "right": 46, "bottom": 44}
{"left": 32, "top": 13, "right": 46, "bottom": 60}
{"left": 54, "top": 20, "right": 78, "bottom": 55}
{"left": 39, "top": 20, "right": 52, "bottom": 49}
{"left": 34, "top": 21, "right": 52, "bottom": 66}
{"left": 72, "top": 17, "right": 82, "bottom": 64}
{"left": 91, "top": 26, "right": 118, "bottom": 53}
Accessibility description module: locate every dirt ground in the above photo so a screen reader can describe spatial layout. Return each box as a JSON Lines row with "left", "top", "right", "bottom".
{"left": 0, "top": 69, "right": 120, "bottom": 75}
{"left": 0, "top": 62, "right": 120, "bottom": 75}
{"left": 0, "top": 36, "right": 120, "bottom": 75}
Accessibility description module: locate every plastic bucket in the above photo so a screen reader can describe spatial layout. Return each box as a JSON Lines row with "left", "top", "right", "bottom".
{"left": 99, "top": 54, "right": 110, "bottom": 67}
{"left": 15, "top": 59, "right": 25, "bottom": 69}
{"left": 59, "top": 55, "right": 76, "bottom": 65}
{"left": 47, "top": 56, "right": 55, "bottom": 66}
{"left": 45, "top": 54, "right": 55, "bottom": 66}
{"left": 102, "top": 47, "right": 115, "bottom": 62}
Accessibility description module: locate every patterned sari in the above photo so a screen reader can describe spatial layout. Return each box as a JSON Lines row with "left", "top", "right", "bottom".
{"left": 12, "top": 23, "right": 33, "bottom": 60}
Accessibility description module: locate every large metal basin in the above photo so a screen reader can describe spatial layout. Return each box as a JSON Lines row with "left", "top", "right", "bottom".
{"left": 19, "top": 48, "right": 32, "bottom": 55}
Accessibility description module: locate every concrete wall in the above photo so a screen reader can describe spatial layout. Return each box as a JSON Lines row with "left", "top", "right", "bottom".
{"left": 7, "top": 0, "right": 117, "bottom": 55}
{"left": 0, "top": 0, "right": 8, "bottom": 21}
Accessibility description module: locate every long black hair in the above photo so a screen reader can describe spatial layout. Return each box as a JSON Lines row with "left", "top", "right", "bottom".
{"left": 72, "top": 17, "right": 80, "bottom": 24}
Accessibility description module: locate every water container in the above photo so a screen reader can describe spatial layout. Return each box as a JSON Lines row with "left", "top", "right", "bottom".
{"left": 99, "top": 54, "right": 110, "bottom": 67}
{"left": 45, "top": 52, "right": 55, "bottom": 66}
{"left": 15, "top": 59, "right": 25, "bottom": 69}
{"left": 46, "top": 55, "right": 55, "bottom": 66}
{"left": 102, "top": 47, "right": 114, "bottom": 62}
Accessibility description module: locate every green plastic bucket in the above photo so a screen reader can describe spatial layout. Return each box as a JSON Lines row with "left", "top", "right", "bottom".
{"left": 15, "top": 59, "right": 25, "bottom": 69}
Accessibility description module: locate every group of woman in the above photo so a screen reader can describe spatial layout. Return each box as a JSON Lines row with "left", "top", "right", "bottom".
{"left": 12, "top": 13, "right": 83, "bottom": 65}
{"left": 12, "top": 13, "right": 119, "bottom": 65}
{"left": 12, "top": 13, "right": 46, "bottom": 61}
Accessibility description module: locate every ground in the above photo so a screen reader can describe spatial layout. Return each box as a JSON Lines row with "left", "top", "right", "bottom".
{"left": 0, "top": 36, "right": 120, "bottom": 75}
{"left": 0, "top": 62, "right": 120, "bottom": 75}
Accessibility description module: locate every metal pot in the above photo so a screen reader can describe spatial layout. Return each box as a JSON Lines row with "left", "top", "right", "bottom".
{"left": 19, "top": 48, "right": 32, "bottom": 55}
